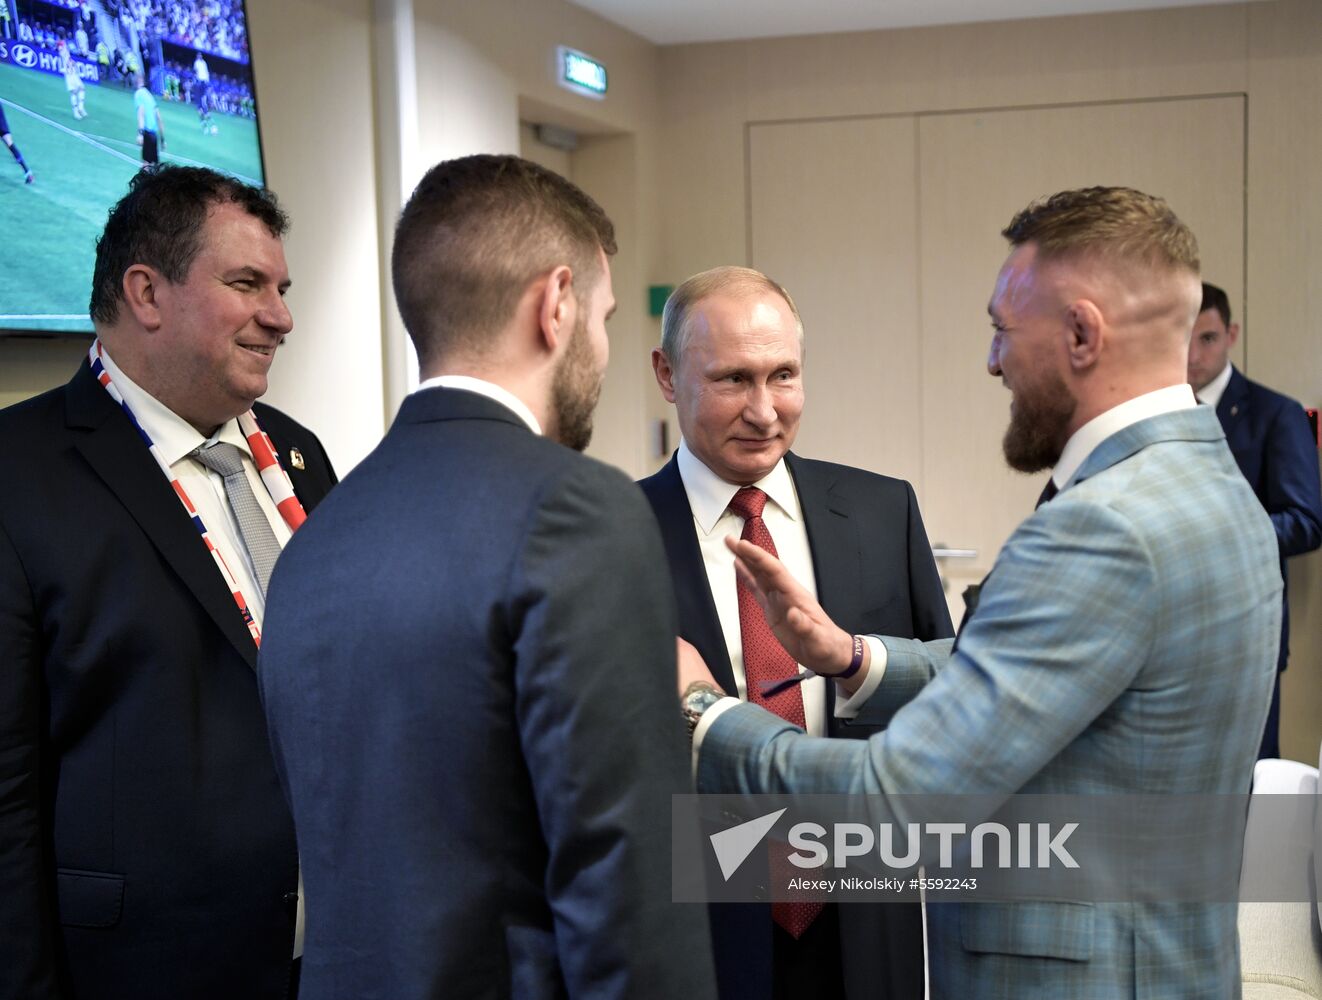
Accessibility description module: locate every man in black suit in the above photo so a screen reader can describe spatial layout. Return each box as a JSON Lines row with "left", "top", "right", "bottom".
{"left": 639, "top": 266, "right": 952, "bottom": 1000}
{"left": 258, "top": 155, "right": 716, "bottom": 999}
{"left": 0, "top": 166, "right": 336, "bottom": 999}
{"left": 1188, "top": 281, "right": 1322, "bottom": 758}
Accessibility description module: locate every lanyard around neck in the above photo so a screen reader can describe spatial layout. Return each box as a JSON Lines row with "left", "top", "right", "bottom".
{"left": 88, "top": 338, "right": 308, "bottom": 646}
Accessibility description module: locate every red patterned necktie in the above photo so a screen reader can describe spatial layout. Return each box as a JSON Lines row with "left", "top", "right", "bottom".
{"left": 728, "top": 485, "right": 823, "bottom": 938}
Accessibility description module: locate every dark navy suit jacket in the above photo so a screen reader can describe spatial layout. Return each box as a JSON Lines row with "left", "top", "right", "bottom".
{"left": 0, "top": 361, "right": 336, "bottom": 1000}
{"left": 260, "top": 389, "right": 717, "bottom": 1000}
{"left": 1217, "top": 366, "right": 1322, "bottom": 673}
{"left": 639, "top": 451, "right": 952, "bottom": 1000}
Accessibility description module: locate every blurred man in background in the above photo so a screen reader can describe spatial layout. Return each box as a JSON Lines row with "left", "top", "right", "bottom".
{"left": 1187, "top": 281, "right": 1322, "bottom": 757}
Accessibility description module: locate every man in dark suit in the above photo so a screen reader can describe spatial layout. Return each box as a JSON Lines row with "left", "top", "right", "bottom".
{"left": 1188, "top": 281, "right": 1322, "bottom": 758}
{"left": 258, "top": 155, "right": 716, "bottom": 1000}
{"left": 0, "top": 166, "right": 336, "bottom": 999}
{"left": 639, "top": 266, "right": 952, "bottom": 1000}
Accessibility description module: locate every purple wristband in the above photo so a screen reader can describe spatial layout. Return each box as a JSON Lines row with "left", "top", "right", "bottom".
{"left": 836, "top": 634, "right": 866, "bottom": 681}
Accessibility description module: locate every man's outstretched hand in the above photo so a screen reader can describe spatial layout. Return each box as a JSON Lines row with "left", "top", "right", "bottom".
{"left": 725, "top": 536, "right": 868, "bottom": 685}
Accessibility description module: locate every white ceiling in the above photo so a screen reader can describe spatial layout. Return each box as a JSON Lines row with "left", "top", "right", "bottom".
{"left": 567, "top": 0, "right": 1251, "bottom": 45}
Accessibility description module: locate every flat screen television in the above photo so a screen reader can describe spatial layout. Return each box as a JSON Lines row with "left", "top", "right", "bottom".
{"left": 0, "top": 0, "right": 264, "bottom": 335}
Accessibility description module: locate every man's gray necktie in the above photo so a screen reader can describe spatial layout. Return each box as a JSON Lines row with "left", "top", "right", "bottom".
{"left": 192, "top": 441, "right": 282, "bottom": 596}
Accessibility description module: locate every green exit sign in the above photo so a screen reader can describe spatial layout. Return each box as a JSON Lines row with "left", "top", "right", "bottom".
{"left": 557, "top": 46, "right": 607, "bottom": 100}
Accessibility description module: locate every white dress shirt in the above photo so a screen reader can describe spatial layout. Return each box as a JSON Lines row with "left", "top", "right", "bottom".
{"left": 1195, "top": 361, "right": 1233, "bottom": 411}
{"left": 678, "top": 442, "right": 837, "bottom": 739}
{"left": 99, "top": 347, "right": 291, "bottom": 628}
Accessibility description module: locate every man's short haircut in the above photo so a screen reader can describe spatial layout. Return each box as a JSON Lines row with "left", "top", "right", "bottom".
{"left": 90, "top": 165, "right": 287, "bottom": 325}
{"left": 1200, "top": 282, "right": 1233, "bottom": 326}
{"left": 660, "top": 265, "right": 803, "bottom": 368}
{"left": 391, "top": 154, "right": 617, "bottom": 369}
{"left": 1001, "top": 186, "right": 1200, "bottom": 275}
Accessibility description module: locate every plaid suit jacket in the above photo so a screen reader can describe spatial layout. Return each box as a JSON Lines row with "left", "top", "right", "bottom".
{"left": 699, "top": 406, "right": 1281, "bottom": 999}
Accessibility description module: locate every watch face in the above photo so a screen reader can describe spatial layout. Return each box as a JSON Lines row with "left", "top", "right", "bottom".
{"left": 685, "top": 687, "right": 722, "bottom": 720}
{"left": 683, "top": 686, "right": 721, "bottom": 738}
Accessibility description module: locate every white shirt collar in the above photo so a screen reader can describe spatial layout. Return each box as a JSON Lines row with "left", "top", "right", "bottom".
{"left": 676, "top": 440, "right": 802, "bottom": 534}
{"left": 414, "top": 375, "right": 542, "bottom": 435}
{"left": 1195, "top": 361, "right": 1234, "bottom": 411}
{"left": 98, "top": 345, "right": 250, "bottom": 464}
{"left": 1051, "top": 382, "right": 1197, "bottom": 488}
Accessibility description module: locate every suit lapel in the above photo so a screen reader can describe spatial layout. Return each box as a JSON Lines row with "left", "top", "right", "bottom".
{"left": 786, "top": 453, "right": 859, "bottom": 716}
{"left": 646, "top": 456, "right": 737, "bottom": 694}
{"left": 66, "top": 363, "right": 260, "bottom": 668}
{"left": 785, "top": 453, "right": 861, "bottom": 626}
{"left": 1216, "top": 367, "right": 1251, "bottom": 454}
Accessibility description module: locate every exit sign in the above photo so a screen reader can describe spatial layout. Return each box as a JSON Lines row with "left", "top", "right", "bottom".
{"left": 557, "top": 46, "right": 607, "bottom": 100}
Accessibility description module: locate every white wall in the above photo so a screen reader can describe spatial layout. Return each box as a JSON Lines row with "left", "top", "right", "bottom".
{"left": 655, "top": 0, "right": 1322, "bottom": 762}
{"left": 244, "top": 0, "right": 384, "bottom": 473}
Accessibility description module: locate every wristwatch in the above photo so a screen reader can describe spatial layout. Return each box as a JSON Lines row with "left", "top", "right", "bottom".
{"left": 682, "top": 681, "right": 724, "bottom": 741}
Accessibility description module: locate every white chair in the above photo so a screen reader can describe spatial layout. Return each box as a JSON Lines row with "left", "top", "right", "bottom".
{"left": 1238, "top": 755, "right": 1322, "bottom": 999}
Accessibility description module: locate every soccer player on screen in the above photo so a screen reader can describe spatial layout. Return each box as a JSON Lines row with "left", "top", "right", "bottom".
{"left": 59, "top": 41, "right": 88, "bottom": 120}
{"left": 193, "top": 52, "right": 214, "bottom": 133}
{"left": 0, "top": 104, "right": 34, "bottom": 183}
{"left": 134, "top": 74, "right": 163, "bottom": 167}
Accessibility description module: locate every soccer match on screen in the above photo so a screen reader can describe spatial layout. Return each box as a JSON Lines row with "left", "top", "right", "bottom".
{"left": 0, "top": 0, "right": 264, "bottom": 334}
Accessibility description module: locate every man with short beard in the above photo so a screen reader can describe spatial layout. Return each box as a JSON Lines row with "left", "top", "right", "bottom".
{"left": 679, "top": 187, "right": 1281, "bottom": 999}
{"left": 258, "top": 155, "right": 717, "bottom": 1000}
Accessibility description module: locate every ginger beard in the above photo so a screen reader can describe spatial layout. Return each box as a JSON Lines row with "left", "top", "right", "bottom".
{"left": 1002, "top": 367, "right": 1077, "bottom": 474}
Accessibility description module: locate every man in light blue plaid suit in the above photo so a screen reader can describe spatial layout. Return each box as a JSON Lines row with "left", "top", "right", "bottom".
{"left": 681, "top": 187, "right": 1282, "bottom": 999}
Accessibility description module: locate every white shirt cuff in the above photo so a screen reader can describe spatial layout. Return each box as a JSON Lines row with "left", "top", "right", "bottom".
{"left": 691, "top": 696, "right": 742, "bottom": 780}
{"left": 833, "top": 635, "right": 888, "bottom": 719}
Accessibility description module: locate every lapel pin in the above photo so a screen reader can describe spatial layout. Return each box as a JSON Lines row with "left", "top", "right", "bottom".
{"left": 1230, "top": 405, "right": 1239, "bottom": 417}
{"left": 289, "top": 447, "right": 305, "bottom": 471}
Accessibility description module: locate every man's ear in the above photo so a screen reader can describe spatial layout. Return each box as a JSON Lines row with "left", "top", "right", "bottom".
{"left": 122, "top": 265, "right": 165, "bottom": 332}
{"left": 651, "top": 348, "right": 678, "bottom": 403}
{"left": 1064, "top": 298, "right": 1104, "bottom": 370}
{"left": 1227, "top": 321, "right": 1241, "bottom": 347}
{"left": 536, "top": 265, "right": 576, "bottom": 354}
